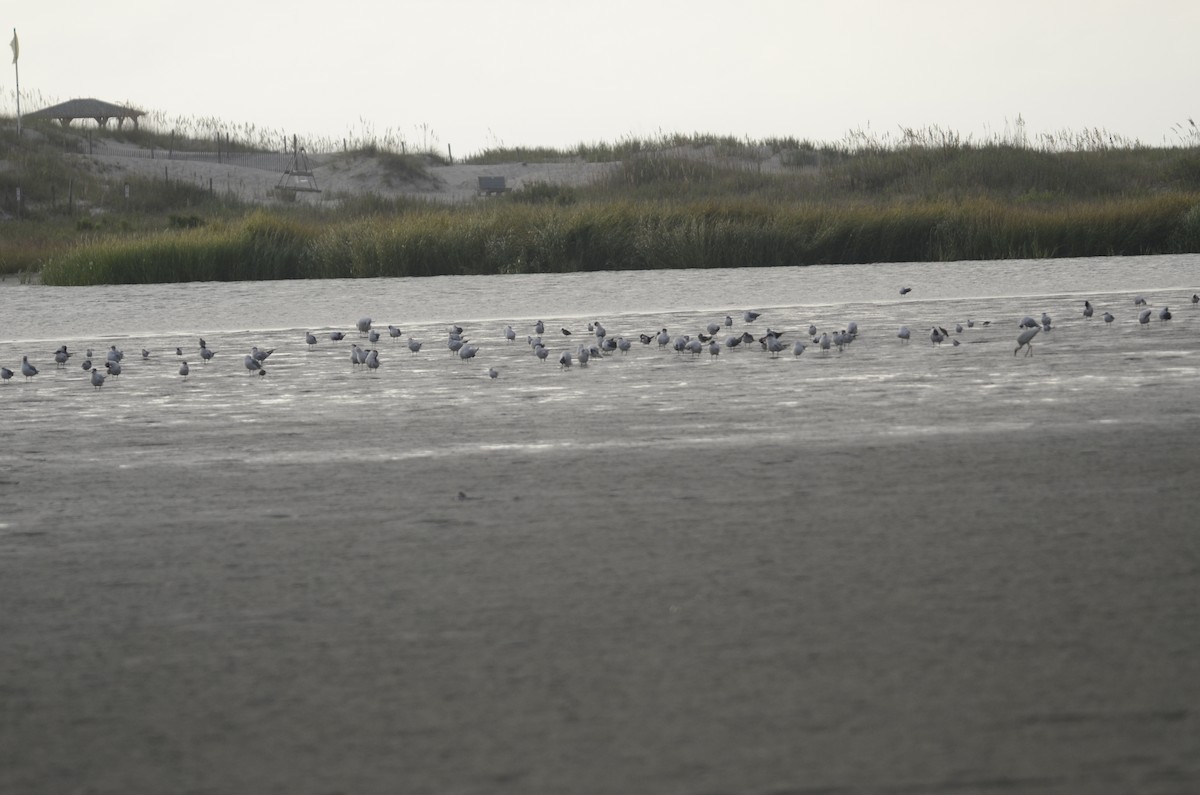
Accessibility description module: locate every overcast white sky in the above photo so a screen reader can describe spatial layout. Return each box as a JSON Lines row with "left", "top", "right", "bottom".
{"left": 3, "top": 0, "right": 1198, "bottom": 154}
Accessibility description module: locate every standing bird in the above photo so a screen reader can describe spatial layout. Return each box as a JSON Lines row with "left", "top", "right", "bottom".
{"left": 21, "top": 356, "right": 39, "bottom": 381}
{"left": 724, "top": 315, "right": 733, "bottom": 327}
{"left": 1134, "top": 295, "right": 1147, "bottom": 306}
{"left": 90, "top": 367, "right": 106, "bottom": 390}
{"left": 368, "top": 329, "right": 381, "bottom": 344}
{"left": 504, "top": 325, "right": 517, "bottom": 343}
{"left": 1014, "top": 327, "right": 1040, "bottom": 356}
{"left": 535, "top": 320, "right": 545, "bottom": 335}
{"left": 388, "top": 325, "right": 403, "bottom": 340}
{"left": 558, "top": 350, "right": 573, "bottom": 368}
{"left": 357, "top": 317, "right": 373, "bottom": 333}
{"left": 743, "top": 310, "right": 762, "bottom": 323}
{"left": 407, "top": 337, "right": 423, "bottom": 354}
{"left": 1159, "top": 306, "right": 1172, "bottom": 322}
{"left": 1041, "top": 313, "right": 1052, "bottom": 332}
{"left": 200, "top": 346, "right": 215, "bottom": 364}
{"left": 1103, "top": 311, "right": 1115, "bottom": 325}
{"left": 1083, "top": 300, "right": 1094, "bottom": 318}
{"left": 179, "top": 361, "right": 190, "bottom": 379}
{"left": 244, "top": 354, "right": 264, "bottom": 375}
{"left": 1, "top": 366, "right": 13, "bottom": 384}
{"left": 81, "top": 358, "right": 92, "bottom": 371}
{"left": 1139, "top": 308, "right": 1153, "bottom": 327}
{"left": 365, "top": 349, "right": 380, "bottom": 373}
{"left": 1192, "top": 293, "right": 1199, "bottom": 306}
{"left": 898, "top": 326, "right": 911, "bottom": 343}
{"left": 330, "top": 331, "right": 346, "bottom": 342}
{"left": 488, "top": 367, "right": 499, "bottom": 380}
{"left": 900, "top": 286, "right": 913, "bottom": 295}
{"left": 930, "top": 327, "right": 944, "bottom": 345}
{"left": 105, "top": 360, "right": 122, "bottom": 378}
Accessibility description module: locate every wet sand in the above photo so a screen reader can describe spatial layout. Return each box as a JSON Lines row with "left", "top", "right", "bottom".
{"left": 3, "top": 418, "right": 1198, "bottom": 794}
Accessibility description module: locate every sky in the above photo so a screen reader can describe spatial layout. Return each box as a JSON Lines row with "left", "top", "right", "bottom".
{"left": 3, "top": 0, "right": 1198, "bottom": 155}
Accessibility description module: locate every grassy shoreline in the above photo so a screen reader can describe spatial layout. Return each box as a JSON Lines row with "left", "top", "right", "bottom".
{"left": 6, "top": 120, "right": 1200, "bottom": 284}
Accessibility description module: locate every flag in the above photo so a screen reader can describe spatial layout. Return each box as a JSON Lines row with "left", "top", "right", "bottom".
{"left": 10, "top": 30, "right": 17, "bottom": 64}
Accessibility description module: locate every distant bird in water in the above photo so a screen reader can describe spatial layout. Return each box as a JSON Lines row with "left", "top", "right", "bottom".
{"left": 1192, "top": 293, "right": 1199, "bottom": 306}
{"left": 488, "top": 367, "right": 499, "bottom": 379}
{"left": 141, "top": 349, "right": 151, "bottom": 360}
{"left": 1014, "top": 327, "right": 1040, "bottom": 356}
{"left": 244, "top": 355, "right": 264, "bottom": 375}
{"left": 179, "top": 361, "right": 190, "bottom": 379}
{"left": 561, "top": 327, "right": 572, "bottom": 336}
{"left": 81, "top": 358, "right": 92, "bottom": 371}
{"left": 1083, "top": 300, "right": 1094, "bottom": 318}
{"left": 899, "top": 286, "right": 912, "bottom": 295}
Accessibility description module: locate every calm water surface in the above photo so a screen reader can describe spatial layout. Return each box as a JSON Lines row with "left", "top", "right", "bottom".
{"left": 1, "top": 254, "right": 1198, "bottom": 794}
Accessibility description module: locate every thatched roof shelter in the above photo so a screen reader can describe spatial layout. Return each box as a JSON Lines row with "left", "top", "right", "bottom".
{"left": 27, "top": 98, "right": 146, "bottom": 129}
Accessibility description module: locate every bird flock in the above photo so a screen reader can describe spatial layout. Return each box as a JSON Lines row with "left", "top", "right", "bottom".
{"left": 2, "top": 293, "right": 1196, "bottom": 389}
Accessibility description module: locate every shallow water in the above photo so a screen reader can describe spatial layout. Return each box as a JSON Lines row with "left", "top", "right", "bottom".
{"left": 2, "top": 255, "right": 1198, "bottom": 794}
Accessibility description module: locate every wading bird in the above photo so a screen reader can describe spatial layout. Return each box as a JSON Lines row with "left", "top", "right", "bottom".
{"left": 1014, "top": 327, "right": 1040, "bottom": 356}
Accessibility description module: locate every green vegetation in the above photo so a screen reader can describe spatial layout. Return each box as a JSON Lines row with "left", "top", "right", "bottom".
{"left": 4, "top": 115, "right": 1200, "bottom": 285}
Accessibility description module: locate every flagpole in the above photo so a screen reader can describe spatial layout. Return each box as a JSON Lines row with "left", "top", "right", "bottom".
{"left": 11, "top": 29, "right": 19, "bottom": 138}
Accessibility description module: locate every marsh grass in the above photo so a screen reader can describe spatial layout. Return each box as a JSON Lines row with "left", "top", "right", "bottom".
{"left": 8, "top": 114, "right": 1200, "bottom": 283}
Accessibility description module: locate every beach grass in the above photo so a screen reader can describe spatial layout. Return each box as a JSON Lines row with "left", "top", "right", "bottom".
{"left": 7, "top": 115, "right": 1200, "bottom": 284}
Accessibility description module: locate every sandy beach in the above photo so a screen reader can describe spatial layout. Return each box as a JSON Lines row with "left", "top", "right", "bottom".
{"left": 3, "top": 419, "right": 1198, "bottom": 794}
